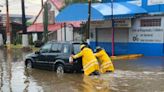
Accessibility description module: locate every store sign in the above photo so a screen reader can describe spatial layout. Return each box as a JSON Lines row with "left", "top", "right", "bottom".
{"left": 91, "top": 20, "right": 131, "bottom": 28}
{"left": 90, "top": 21, "right": 111, "bottom": 28}
{"left": 148, "top": 0, "right": 164, "bottom": 5}
{"left": 114, "top": 20, "right": 131, "bottom": 28}
{"left": 129, "top": 28, "right": 164, "bottom": 43}
{"left": 127, "top": 0, "right": 142, "bottom": 6}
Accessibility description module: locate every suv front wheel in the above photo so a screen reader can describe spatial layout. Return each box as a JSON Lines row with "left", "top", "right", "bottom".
{"left": 56, "top": 64, "right": 64, "bottom": 74}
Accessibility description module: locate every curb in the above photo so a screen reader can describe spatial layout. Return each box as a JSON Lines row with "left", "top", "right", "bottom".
{"left": 111, "top": 54, "right": 143, "bottom": 60}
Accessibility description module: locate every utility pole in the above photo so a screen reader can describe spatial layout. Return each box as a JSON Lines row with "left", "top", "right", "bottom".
{"left": 43, "top": 1, "right": 48, "bottom": 43}
{"left": 6, "top": 0, "right": 11, "bottom": 45}
{"left": 64, "top": 23, "right": 66, "bottom": 41}
{"left": 0, "top": 5, "right": 3, "bottom": 46}
{"left": 111, "top": 0, "right": 115, "bottom": 56}
{"left": 21, "top": 0, "right": 29, "bottom": 48}
{"left": 41, "top": 0, "right": 44, "bottom": 7}
{"left": 87, "top": 0, "right": 91, "bottom": 44}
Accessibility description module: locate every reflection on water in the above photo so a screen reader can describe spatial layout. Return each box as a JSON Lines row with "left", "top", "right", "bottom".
{"left": 82, "top": 76, "right": 111, "bottom": 92}
{"left": 0, "top": 48, "right": 164, "bottom": 92}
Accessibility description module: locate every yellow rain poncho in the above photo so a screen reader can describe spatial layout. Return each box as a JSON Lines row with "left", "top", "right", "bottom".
{"left": 73, "top": 46, "right": 99, "bottom": 76}
{"left": 95, "top": 49, "right": 114, "bottom": 73}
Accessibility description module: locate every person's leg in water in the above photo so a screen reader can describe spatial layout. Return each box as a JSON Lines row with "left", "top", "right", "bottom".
{"left": 89, "top": 70, "right": 100, "bottom": 76}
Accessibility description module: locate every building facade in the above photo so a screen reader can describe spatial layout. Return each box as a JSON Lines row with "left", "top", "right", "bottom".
{"left": 89, "top": 0, "right": 164, "bottom": 56}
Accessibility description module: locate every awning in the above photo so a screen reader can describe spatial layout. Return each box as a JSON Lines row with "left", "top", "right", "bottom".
{"left": 56, "top": 2, "right": 147, "bottom": 22}
{"left": 27, "top": 23, "right": 62, "bottom": 33}
{"left": 27, "top": 22, "right": 81, "bottom": 33}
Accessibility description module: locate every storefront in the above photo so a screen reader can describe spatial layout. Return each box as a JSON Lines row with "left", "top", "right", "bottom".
{"left": 90, "top": 19, "right": 131, "bottom": 55}
{"left": 101, "top": 0, "right": 164, "bottom": 56}
{"left": 55, "top": 2, "right": 147, "bottom": 55}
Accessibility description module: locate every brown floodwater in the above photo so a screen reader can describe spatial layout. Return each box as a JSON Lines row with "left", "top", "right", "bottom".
{"left": 0, "top": 48, "right": 164, "bottom": 92}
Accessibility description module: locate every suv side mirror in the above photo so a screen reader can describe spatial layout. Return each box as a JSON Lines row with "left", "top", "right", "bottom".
{"left": 35, "top": 51, "right": 40, "bottom": 54}
{"left": 71, "top": 51, "right": 75, "bottom": 54}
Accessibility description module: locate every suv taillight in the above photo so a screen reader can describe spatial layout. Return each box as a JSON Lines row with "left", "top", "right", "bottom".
{"left": 69, "top": 56, "right": 73, "bottom": 64}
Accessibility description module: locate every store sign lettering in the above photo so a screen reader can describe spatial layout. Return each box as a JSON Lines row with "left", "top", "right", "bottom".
{"left": 127, "top": 0, "right": 142, "bottom": 6}
{"left": 91, "top": 20, "right": 131, "bottom": 28}
{"left": 91, "top": 21, "right": 111, "bottom": 28}
{"left": 130, "top": 29, "right": 163, "bottom": 43}
{"left": 114, "top": 20, "right": 131, "bottom": 28}
{"left": 148, "top": 0, "right": 164, "bottom": 5}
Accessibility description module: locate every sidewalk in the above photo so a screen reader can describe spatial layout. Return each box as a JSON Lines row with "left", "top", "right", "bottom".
{"left": 111, "top": 54, "right": 143, "bottom": 60}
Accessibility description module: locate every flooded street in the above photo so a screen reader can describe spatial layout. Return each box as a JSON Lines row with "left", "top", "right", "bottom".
{"left": 0, "top": 48, "right": 164, "bottom": 92}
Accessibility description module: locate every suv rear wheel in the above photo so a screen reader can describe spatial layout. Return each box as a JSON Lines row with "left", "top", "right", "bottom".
{"left": 56, "top": 64, "right": 64, "bottom": 74}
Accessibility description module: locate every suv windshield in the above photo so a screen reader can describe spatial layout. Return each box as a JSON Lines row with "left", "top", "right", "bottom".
{"left": 73, "top": 44, "right": 81, "bottom": 54}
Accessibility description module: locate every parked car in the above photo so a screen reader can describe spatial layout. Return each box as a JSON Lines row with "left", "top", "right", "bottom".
{"left": 25, "top": 41, "right": 85, "bottom": 74}
{"left": 34, "top": 40, "right": 44, "bottom": 47}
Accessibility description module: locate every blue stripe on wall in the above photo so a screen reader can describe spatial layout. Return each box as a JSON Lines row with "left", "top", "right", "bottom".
{"left": 90, "top": 41, "right": 164, "bottom": 56}
{"left": 90, "top": 42, "right": 129, "bottom": 55}
{"left": 160, "top": 5, "right": 164, "bottom": 12}
{"left": 128, "top": 43, "right": 164, "bottom": 56}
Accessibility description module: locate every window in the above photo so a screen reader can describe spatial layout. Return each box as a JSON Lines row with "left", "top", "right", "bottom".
{"left": 140, "top": 19, "right": 161, "bottom": 27}
{"left": 63, "top": 44, "right": 70, "bottom": 54}
{"left": 40, "top": 43, "right": 52, "bottom": 53}
{"left": 73, "top": 44, "right": 81, "bottom": 54}
{"left": 51, "top": 43, "right": 62, "bottom": 53}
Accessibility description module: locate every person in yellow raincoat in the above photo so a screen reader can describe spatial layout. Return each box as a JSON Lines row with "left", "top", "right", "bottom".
{"left": 72, "top": 44, "right": 100, "bottom": 76}
{"left": 95, "top": 46, "right": 115, "bottom": 73}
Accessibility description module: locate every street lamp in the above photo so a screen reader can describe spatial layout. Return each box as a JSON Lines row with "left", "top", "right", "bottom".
{"left": 111, "top": 0, "right": 115, "bottom": 56}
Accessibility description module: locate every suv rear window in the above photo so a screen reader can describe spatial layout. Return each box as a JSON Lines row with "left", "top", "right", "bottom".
{"left": 73, "top": 44, "right": 81, "bottom": 54}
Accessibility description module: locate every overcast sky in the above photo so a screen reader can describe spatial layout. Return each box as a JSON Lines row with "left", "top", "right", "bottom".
{"left": 0, "top": 0, "right": 47, "bottom": 16}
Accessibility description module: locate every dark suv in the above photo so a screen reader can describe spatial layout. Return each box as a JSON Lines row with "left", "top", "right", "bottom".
{"left": 25, "top": 41, "right": 84, "bottom": 74}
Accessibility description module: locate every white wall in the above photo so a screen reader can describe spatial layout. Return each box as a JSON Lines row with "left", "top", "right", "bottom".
{"left": 130, "top": 16, "right": 164, "bottom": 43}
{"left": 48, "top": 0, "right": 59, "bottom": 17}
{"left": 0, "top": 34, "right": 3, "bottom": 46}
{"left": 162, "top": 16, "right": 164, "bottom": 44}
{"left": 73, "top": 30, "right": 82, "bottom": 41}
{"left": 48, "top": 31, "right": 57, "bottom": 41}
{"left": 57, "top": 26, "right": 73, "bottom": 41}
